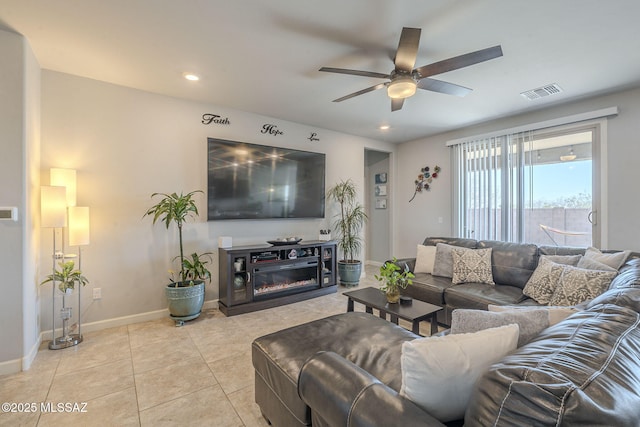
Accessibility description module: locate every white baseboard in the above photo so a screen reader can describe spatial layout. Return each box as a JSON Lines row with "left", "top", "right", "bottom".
{"left": 0, "top": 334, "right": 43, "bottom": 376}
{"left": 0, "top": 357, "right": 23, "bottom": 376}
{"left": 40, "top": 299, "right": 220, "bottom": 342}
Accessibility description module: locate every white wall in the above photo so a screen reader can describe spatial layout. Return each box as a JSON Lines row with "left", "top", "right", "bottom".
{"left": 0, "top": 30, "right": 41, "bottom": 373}
{"left": 40, "top": 71, "right": 395, "bottom": 330}
{"left": 395, "top": 86, "right": 640, "bottom": 257}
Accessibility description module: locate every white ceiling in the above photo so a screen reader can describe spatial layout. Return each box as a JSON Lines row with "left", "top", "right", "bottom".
{"left": 2, "top": 0, "right": 640, "bottom": 143}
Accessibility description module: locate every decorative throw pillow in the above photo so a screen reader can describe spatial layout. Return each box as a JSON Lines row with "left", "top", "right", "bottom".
{"left": 577, "top": 256, "right": 618, "bottom": 272}
{"left": 522, "top": 257, "right": 566, "bottom": 304}
{"left": 583, "top": 247, "right": 630, "bottom": 270}
{"left": 548, "top": 265, "right": 618, "bottom": 306}
{"left": 414, "top": 244, "right": 437, "bottom": 274}
{"left": 451, "top": 248, "right": 494, "bottom": 285}
{"left": 451, "top": 308, "right": 548, "bottom": 347}
{"left": 400, "top": 324, "right": 519, "bottom": 423}
{"left": 432, "top": 243, "right": 457, "bottom": 278}
{"left": 488, "top": 304, "right": 579, "bottom": 326}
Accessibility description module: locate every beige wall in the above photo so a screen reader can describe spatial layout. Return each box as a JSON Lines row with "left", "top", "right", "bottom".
{"left": 394, "top": 86, "right": 640, "bottom": 258}
{"left": 40, "top": 70, "right": 395, "bottom": 331}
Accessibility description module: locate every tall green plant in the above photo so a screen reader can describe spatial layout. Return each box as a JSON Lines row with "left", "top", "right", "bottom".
{"left": 144, "top": 190, "right": 202, "bottom": 284}
{"left": 326, "top": 179, "right": 367, "bottom": 263}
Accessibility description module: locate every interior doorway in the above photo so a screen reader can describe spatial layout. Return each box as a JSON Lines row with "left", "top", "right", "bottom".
{"left": 364, "top": 149, "right": 391, "bottom": 264}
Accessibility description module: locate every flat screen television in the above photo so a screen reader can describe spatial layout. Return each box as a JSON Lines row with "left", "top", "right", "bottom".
{"left": 207, "top": 138, "right": 326, "bottom": 220}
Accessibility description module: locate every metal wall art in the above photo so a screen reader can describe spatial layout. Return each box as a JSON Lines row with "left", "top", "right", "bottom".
{"left": 409, "top": 165, "right": 441, "bottom": 202}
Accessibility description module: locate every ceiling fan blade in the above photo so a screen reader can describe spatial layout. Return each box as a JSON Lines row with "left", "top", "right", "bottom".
{"left": 319, "top": 67, "right": 389, "bottom": 79}
{"left": 394, "top": 27, "right": 421, "bottom": 73}
{"left": 391, "top": 98, "right": 404, "bottom": 112}
{"left": 333, "top": 82, "right": 387, "bottom": 102}
{"left": 417, "top": 78, "right": 472, "bottom": 97}
{"left": 414, "top": 45, "right": 503, "bottom": 78}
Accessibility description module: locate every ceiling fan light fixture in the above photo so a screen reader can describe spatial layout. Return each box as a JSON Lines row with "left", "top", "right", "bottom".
{"left": 387, "top": 76, "right": 417, "bottom": 99}
{"left": 560, "top": 146, "right": 576, "bottom": 162}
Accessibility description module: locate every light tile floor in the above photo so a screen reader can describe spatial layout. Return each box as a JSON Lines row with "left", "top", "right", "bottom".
{"left": 0, "top": 266, "right": 426, "bottom": 426}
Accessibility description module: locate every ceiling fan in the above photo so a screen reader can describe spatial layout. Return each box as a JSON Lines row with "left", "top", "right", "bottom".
{"left": 319, "top": 27, "right": 503, "bottom": 111}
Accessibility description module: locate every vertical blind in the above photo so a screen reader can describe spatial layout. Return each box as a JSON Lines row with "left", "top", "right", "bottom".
{"left": 452, "top": 130, "right": 533, "bottom": 242}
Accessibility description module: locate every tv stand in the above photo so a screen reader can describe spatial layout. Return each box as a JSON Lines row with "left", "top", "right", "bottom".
{"left": 218, "top": 240, "right": 337, "bottom": 316}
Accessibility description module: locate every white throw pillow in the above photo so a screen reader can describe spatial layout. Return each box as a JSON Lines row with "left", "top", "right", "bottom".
{"left": 414, "top": 244, "right": 437, "bottom": 274}
{"left": 400, "top": 324, "right": 519, "bottom": 422}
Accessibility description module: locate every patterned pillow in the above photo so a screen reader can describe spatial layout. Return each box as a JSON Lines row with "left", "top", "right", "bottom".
{"left": 548, "top": 265, "right": 618, "bottom": 306}
{"left": 451, "top": 248, "right": 494, "bottom": 285}
{"left": 523, "top": 257, "right": 568, "bottom": 304}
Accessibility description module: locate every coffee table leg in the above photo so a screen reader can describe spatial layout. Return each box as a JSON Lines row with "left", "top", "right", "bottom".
{"left": 366, "top": 306, "right": 373, "bottom": 315}
{"left": 347, "top": 298, "right": 354, "bottom": 312}
{"left": 378, "top": 310, "right": 385, "bottom": 319}
{"left": 430, "top": 314, "right": 438, "bottom": 335}
{"left": 412, "top": 321, "right": 420, "bottom": 335}
{"left": 390, "top": 314, "right": 398, "bottom": 325}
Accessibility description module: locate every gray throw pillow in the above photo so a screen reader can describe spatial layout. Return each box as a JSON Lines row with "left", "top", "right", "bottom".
{"left": 548, "top": 265, "right": 618, "bottom": 306}
{"left": 488, "top": 304, "right": 579, "bottom": 326}
{"left": 542, "top": 254, "right": 582, "bottom": 266}
{"left": 432, "top": 243, "right": 458, "bottom": 278}
{"left": 577, "top": 256, "right": 618, "bottom": 272}
{"left": 583, "top": 247, "right": 630, "bottom": 270}
{"left": 451, "top": 308, "right": 549, "bottom": 347}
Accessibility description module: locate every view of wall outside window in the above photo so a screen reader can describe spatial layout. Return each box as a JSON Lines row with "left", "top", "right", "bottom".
{"left": 523, "top": 131, "right": 593, "bottom": 246}
{"left": 454, "top": 127, "right": 594, "bottom": 246}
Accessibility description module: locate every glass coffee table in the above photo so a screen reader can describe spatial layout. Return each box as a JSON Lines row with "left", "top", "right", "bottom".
{"left": 344, "top": 287, "right": 442, "bottom": 336}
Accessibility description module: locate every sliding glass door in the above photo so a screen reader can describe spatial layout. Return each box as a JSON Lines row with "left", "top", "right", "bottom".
{"left": 453, "top": 122, "right": 601, "bottom": 246}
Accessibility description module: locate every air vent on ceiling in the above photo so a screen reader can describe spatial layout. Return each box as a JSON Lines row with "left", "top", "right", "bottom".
{"left": 520, "top": 83, "right": 563, "bottom": 100}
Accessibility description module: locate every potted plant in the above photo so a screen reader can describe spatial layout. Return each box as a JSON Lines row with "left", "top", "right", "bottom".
{"left": 41, "top": 260, "right": 89, "bottom": 293}
{"left": 326, "top": 179, "right": 367, "bottom": 287}
{"left": 375, "top": 258, "right": 415, "bottom": 303}
{"left": 144, "top": 190, "right": 209, "bottom": 325}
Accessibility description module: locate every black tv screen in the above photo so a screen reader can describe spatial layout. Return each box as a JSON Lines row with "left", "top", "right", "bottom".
{"left": 207, "top": 138, "right": 326, "bottom": 220}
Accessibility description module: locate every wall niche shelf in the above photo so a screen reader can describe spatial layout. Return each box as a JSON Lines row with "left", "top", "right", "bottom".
{"left": 218, "top": 240, "right": 337, "bottom": 316}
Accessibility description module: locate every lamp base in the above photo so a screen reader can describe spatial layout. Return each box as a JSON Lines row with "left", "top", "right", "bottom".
{"left": 49, "top": 334, "right": 83, "bottom": 350}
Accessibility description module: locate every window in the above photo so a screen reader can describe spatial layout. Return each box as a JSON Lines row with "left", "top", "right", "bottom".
{"left": 451, "top": 121, "right": 603, "bottom": 246}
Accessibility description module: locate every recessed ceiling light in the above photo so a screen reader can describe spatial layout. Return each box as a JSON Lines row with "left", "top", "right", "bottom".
{"left": 183, "top": 72, "right": 200, "bottom": 81}
{"left": 379, "top": 125, "right": 390, "bottom": 130}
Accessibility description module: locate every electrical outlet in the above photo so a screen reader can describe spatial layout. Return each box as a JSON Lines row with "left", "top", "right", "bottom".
{"left": 93, "top": 288, "right": 102, "bottom": 300}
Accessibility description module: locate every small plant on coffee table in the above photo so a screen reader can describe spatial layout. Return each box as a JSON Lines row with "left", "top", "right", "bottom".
{"left": 375, "top": 258, "right": 415, "bottom": 303}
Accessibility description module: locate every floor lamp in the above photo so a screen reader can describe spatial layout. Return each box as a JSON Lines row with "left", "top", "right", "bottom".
{"left": 42, "top": 185, "right": 82, "bottom": 349}
{"left": 68, "top": 206, "right": 90, "bottom": 341}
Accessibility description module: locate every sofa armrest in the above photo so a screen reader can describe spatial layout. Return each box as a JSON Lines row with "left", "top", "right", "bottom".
{"left": 298, "top": 351, "right": 445, "bottom": 427}
{"left": 389, "top": 257, "right": 416, "bottom": 272}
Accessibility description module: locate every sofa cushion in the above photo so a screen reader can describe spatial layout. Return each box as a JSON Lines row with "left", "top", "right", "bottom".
{"left": 549, "top": 265, "right": 617, "bottom": 306}
{"left": 609, "top": 258, "right": 640, "bottom": 289}
{"left": 423, "top": 237, "right": 478, "bottom": 249}
{"left": 445, "top": 283, "right": 526, "bottom": 311}
{"left": 451, "top": 247, "right": 495, "bottom": 285}
{"left": 465, "top": 298, "right": 640, "bottom": 426}
{"left": 402, "top": 273, "right": 453, "bottom": 306}
{"left": 477, "top": 240, "right": 538, "bottom": 288}
{"left": 451, "top": 308, "right": 548, "bottom": 347}
{"left": 414, "top": 244, "right": 437, "bottom": 274}
{"left": 400, "top": 324, "right": 519, "bottom": 423}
